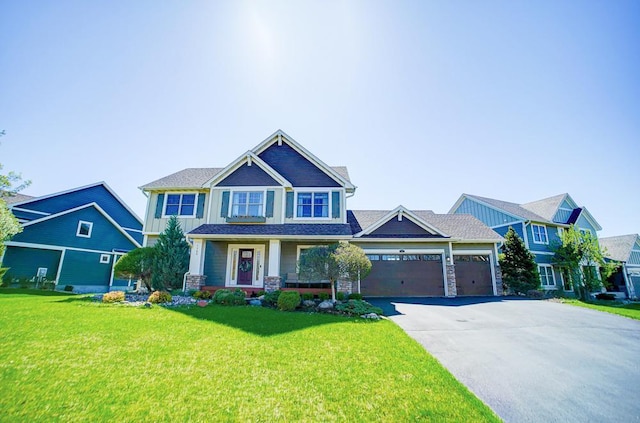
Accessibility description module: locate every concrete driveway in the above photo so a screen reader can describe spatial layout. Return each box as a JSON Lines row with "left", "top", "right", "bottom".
{"left": 368, "top": 297, "right": 640, "bottom": 423}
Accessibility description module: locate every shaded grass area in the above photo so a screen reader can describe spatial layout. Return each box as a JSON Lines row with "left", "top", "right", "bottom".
{"left": 560, "top": 299, "right": 640, "bottom": 320}
{"left": 0, "top": 292, "right": 499, "bottom": 422}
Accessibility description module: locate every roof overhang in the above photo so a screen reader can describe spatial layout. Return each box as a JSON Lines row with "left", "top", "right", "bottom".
{"left": 353, "top": 206, "right": 449, "bottom": 238}
{"left": 203, "top": 151, "right": 293, "bottom": 188}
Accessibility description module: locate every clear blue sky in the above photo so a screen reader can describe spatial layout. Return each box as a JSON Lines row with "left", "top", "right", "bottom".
{"left": 1, "top": 1, "right": 638, "bottom": 237}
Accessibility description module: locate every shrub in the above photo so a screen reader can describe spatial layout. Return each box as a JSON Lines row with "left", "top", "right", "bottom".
{"left": 335, "top": 300, "right": 383, "bottom": 316}
{"left": 148, "top": 291, "right": 172, "bottom": 304}
{"left": 103, "top": 291, "right": 126, "bottom": 303}
{"left": 319, "top": 292, "right": 330, "bottom": 301}
{"left": 348, "top": 293, "right": 363, "bottom": 300}
{"left": 18, "top": 278, "right": 31, "bottom": 289}
{"left": 262, "top": 290, "right": 281, "bottom": 306}
{"left": 193, "top": 290, "right": 212, "bottom": 300}
{"left": 277, "top": 291, "right": 301, "bottom": 311}
{"left": 64, "top": 285, "right": 74, "bottom": 292}
{"left": 526, "top": 290, "right": 544, "bottom": 299}
{"left": 595, "top": 293, "right": 617, "bottom": 301}
{"left": 213, "top": 289, "right": 246, "bottom": 306}
{"left": 336, "top": 292, "right": 346, "bottom": 301}
{"left": 41, "top": 281, "right": 55, "bottom": 290}
{"left": 301, "top": 292, "right": 315, "bottom": 301}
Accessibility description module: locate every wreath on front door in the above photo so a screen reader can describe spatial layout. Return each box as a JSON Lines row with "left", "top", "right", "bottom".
{"left": 239, "top": 261, "right": 253, "bottom": 273}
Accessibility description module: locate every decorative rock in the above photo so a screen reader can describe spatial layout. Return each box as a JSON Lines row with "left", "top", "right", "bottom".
{"left": 361, "top": 313, "right": 380, "bottom": 320}
{"left": 318, "top": 300, "right": 334, "bottom": 310}
{"left": 249, "top": 299, "right": 262, "bottom": 307}
{"left": 302, "top": 300, "right": 316, "bottom": 308}
{"left": 197, "top": 300, "right": 208, "bottom": 307}
{"left": 144, "top": 302, "right": 152, "bottom": 308}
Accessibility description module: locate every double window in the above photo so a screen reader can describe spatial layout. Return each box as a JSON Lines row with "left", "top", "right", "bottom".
{"left": 231, "top": 191, "right": 264, "bottom": 217}
{"left": 165, "top": 193, "right": 196, "bottom": 217}
{"left": 532, "top": 224, "right": 548, "bottom": 244}
{"left": 538, "top": 264, "right": 556, "bottom": 288}
{"left": 296, "top": 192, "right": 329, "bottom": 218}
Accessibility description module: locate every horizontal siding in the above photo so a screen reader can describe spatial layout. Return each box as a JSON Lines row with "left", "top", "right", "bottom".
{"left": 575, "top": 214, "right": 599, "bottom": 237}
{"left": 14, "top": 206, "right": 138, "bottom": 252}
{"left": 59, "top": 250, "right": 111, "bottom": 287}
{"left": 203, "top": 241, "right": 228, "bottom": 287}
{"left": 258, "top": 142, "right": 341, "bottom": 187}
{"left": 455, "top": 198, "right": 520, "bottom": 227}
{"left": 2, "top": 246, "right": 61, "bottom": 281}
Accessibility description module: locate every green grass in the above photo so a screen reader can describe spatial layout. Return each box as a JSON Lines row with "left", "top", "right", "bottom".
{"left": 560, "top": 298, "right": 640, "bottom": 320}
{"left": 0, "top": 289, "right": 499, "bottom": 422}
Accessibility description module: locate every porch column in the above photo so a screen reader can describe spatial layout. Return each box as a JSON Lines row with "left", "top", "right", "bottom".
{"left": 265, "top": 239, "right": 282, "bottom": 292}
{"left": 189, "top": 239, "right": 206, "bottom": 275}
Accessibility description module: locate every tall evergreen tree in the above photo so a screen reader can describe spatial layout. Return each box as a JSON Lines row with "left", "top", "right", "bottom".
{"left": 499, "top": 227, "right": 540, "bottom": 295}
{"left": 151, "top": 216, "right": 190, "bottom": 291}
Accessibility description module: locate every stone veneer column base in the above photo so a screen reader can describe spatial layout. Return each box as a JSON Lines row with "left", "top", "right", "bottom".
{"left": 494, "top": 265, "right": 504, "bottom": 296}
{"left": 264, "top": 276, "right": 281, "bottom": 292}
{"left": 336, "top": 280, "right": 354, "bottom": 295}
{"left": 446, "top": 264, "right": 457, "bottom": 297}
{"left": 185, "top": 274, "right": 207, "bottom": 291}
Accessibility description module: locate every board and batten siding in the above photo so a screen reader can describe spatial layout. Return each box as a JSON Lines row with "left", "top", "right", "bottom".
{"left": 208, "top": 188, "right": 284, "bottom": 224}
{"left": 144, "top": 191, "right": 210, "bottom": 234}
{"left": 203, "top": 241, "right": 228, "bottom": 287}
{"left": 455, "top": 198, "right": 520, "bottom": 227}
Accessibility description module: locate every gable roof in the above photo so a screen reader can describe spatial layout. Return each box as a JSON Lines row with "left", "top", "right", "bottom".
{"left": 521, "top": 193, "right": 568, "bottom": 221}
{"left": 454, "top": 194, "right": 549, "bottom": 223}
{"left": 2, "top": 192, "right": 34, "bottom": 205}
{"left": 351, "top": 206, "right": 448, "bottom": 238}
{"left": 599, "top": 234, "right": 639, "bottom": 262}
{"left": 204, "top": 152, "right": 292, "bottom": 188}
{"left": 139, "top": 168, "right": 224, "bottom": 190}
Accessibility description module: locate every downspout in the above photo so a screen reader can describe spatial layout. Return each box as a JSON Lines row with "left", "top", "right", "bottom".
{"left": 182, "top": 271, "right": 190, "bottom": 293}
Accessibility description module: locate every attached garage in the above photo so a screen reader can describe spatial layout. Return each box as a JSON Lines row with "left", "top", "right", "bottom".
{"left": 454, "top": 254, "right": 494, "bottom": 296}
{"left": 361, "top": 253, "right": 445, "bottom": 297}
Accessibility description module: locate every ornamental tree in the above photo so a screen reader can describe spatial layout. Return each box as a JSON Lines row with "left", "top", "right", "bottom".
{"left": 0, "top": 135, "right": 30, "bottom": 258}
{"left": 498, "top": 227, "right": 540, "bottom": 295}
{"left": 151, "top": 216, "right": 190, "bottom": 291}
{"left": 113, "top": 247, "right": 157, "bottom": 292}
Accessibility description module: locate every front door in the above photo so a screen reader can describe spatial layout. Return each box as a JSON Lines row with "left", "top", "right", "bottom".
{"left": 237, "top": 249, "right": 254, "bottom": 285}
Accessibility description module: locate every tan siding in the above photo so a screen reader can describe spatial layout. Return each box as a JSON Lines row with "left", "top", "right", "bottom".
{"left": 144, "top": 191, "right": 210, "bottom": 234}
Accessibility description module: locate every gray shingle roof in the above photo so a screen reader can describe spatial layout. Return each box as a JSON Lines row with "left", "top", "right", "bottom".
{"left": 140, "top": 166, "right": 351, "bottom": 190}
{"left": 3, "top": 192, "right": 35, "bottom": 205}
{"left": 464, "top": 194, "right": 550, "bottom": 223}
{"left": 521, "top": 193, "right": 567, "bottom": 221}
{"left": 599, "top": 234, "right": 639, "bottom": 262}
{"left": 189, "top": 224, "right": 353, "bottom": 237}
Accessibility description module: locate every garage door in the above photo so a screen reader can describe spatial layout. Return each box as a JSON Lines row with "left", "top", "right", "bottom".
{"left": 454, "top": 254, "right": 494, "bottom": 296}
{"left": 361, "top": 253, "right": 445, "bottom": 297}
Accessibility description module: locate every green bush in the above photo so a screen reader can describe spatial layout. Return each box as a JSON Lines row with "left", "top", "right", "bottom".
{"left": 336, "top": 292, "right": 346, "bottom": 301}
{"left": 335, "top": 300, "right": 383, "bottom": 316}
{"left": 148, "top": 291, "right": 172, "bottom": 304}
{"left": 277, "top": 291, "right": 301, "bottom": 311}
{"left": 348, "top": 293, "right": 363, "bottom": 300}
{"left": 103, "top": 291, "right": 126, "bottom": 303}
{"left": 263, "top": 290, "right": 281, "bottom": 306}
{"left": 64, "top": 285, "right": 74, "bottom": 292}
{"left": 193, "top": 290, "right": 212, "bottom": 300}
{"left": 18, "top": 278, "right": 31, "bottom": 289}
{"left": 301, "top": 292, "right": 314, "bottom": 301}
{"left": 319, "top": 292, "right": 330, "bottom": 301}
{"left": 41, "top": 281, "right": 55, "bottom": 290}
{"left": 213, "top": 289, "right": 246, "bottom": 306}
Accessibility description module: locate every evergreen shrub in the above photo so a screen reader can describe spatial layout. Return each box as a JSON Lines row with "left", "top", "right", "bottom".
{"left": 277, "top": 291, "right": 301, "bottom": 311}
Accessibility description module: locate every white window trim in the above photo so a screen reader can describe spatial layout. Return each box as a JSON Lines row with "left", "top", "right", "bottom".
{"left": 558, "top": 267, "right": 573, "bottom": 292}
{"left": 293, "top": 189, "right": 332, "bottom": 220}
{"left": 76, "top": 221, "right": 93, "bottom": 238}
{"left": 538, "top": 264, "right": 557, "bottom": 288}
{"left": 532, "top": 224, "right": 549, "bottom": 245}
{"left": 100, "top": 254, "right": 111, "bottom": 264}
{"left": 162, "top": 192, "right": 198, "bottom": 218}
{"left": 229, "top": 189, "right": 267, "bottom": 218}
{"left": 225, "top": 244, "right": 265, "bottom": 287}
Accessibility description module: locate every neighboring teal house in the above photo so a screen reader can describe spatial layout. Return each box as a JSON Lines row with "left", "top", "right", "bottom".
{"left": 599, "top": 234, "right": 640, "bottom": 300}
{"left": 1, "top": 182, "right": 143, "bottom": 293}
{"left": 449, "top": 193, "right": 602, "bottom": 293}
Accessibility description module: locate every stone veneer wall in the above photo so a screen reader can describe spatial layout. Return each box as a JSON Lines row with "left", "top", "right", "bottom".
{"left": 185, "top": 275, "right": 207, "bottom": 291}
{"left": 494, "top": 265, "right": 504, "bottom": 296}
{"left": 336, "top": 279, "right": 354, "bottom": 295}
{"left": 264, "top": 276, "right": 281, "bottom": 292}
{"left": 446, "top": 264, "right": 457, "bottom": 297}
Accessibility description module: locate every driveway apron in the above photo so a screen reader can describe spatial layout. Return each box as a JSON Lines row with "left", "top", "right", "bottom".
{"left": 369, "top": 298, "right": 640, "bottom": 423}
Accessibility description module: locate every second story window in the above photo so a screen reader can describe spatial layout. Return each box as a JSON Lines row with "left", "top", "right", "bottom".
{"left": 532, "top": 224, "right": 548, "bottom": 244}
{"left": 232, "top": 191, "right": 263, "bottom": 217}
{"left": 297, "top": 192, "right": 329, "bottom": 218}
{"left": 165, "top": 193, "right": 196, "bottom": 217}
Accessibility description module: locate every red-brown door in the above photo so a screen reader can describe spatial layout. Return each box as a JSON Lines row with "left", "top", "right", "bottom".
{"left": 237, "top": 249, "right": 254, "bottom": 285}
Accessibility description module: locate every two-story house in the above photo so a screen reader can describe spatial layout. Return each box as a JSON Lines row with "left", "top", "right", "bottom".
{"left": 599, "top": 234, "right": 640, "bottom": 300}
{"left": 449, "top": 193, "right": 602, "bottom": 293}
{"left": 140, "top": 130, "right": 503, "bottom": 297}
{"left": 2, "top": 182, "right": 143, "bottom": 292}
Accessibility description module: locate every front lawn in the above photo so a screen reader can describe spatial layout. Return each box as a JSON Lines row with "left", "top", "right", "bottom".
{"left": 560, "top": 298, "right": 640, "bottom": 321}
{"left": 0, "top": 290, "right": 499, "bottom": 422}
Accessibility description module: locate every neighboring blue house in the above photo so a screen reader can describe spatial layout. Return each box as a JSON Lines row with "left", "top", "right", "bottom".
{"left": 599, "top": 234, "right": 640, "bottom": 300}
{"left": 449, "top": 193, "right": 602, "bottom": 293}
{"left": 1, "top": 182, "right": 143, "bottom": 293}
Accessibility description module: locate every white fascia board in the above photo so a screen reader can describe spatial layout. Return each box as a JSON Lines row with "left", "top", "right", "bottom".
{"left": 203, "top": 151, "right": 292, "bottom": 188}
{"left": 22, "top": 202, "right": 142, "bottom": 248}
{"left": 251, "top": 130, "right": 356, "bottom": 191}
{"left": 354, "top": 206, "right": 448, "bottom": 238}
{"left": 9, "top": 207, "right": 50, "bottom": 216}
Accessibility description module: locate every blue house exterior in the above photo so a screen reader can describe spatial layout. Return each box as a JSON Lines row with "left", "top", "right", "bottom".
{"left": 2, "top": 182, "right": 143, "bottom": 293}
{"left": 449, "top": 193, "right": 602, "bottom": 293}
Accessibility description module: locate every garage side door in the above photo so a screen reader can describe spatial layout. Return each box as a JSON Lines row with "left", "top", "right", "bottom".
{"left": 362, "top": 254, "right": 444, "bottom": 297}
{"left": 454, "top": 254, "right": 494, "bottom": 296}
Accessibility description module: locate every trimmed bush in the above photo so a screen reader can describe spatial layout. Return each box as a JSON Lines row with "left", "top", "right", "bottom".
{"left": 319, "top": 292, "right": 330, "bottom": 301}
{"left": 595, "top": 292, "right": 617, "bottom": 301}
{"left": 335, "top": 300, "right": 383, "bottom": 317}
{"left": 262, "top": 290, "right": 281, "bottom": 306}
{"left": 213, "top": 289, "right": 246, "bottom": 306}
{"left": 301, "top": 292, "right": 314, "bottom": 301}
{"left": 193, "top": 290, "right": 212, "bottom": 300}
{"left": 336, "top": 292, "right": 346, "bottom": 301}
{"left": 103, "top": 291, "right": 125, "bottom": 303}
{"left": 148, "top": 291, "right": 172, "bottom": 304}
{"left": 348, "top": 293, "right": 363, "bottom": 300}
{"left": 277, "top": 291, "right": 301, "bottom": 311}
{"left": 64, "top": 285, "right": 74, "bottom": 292}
